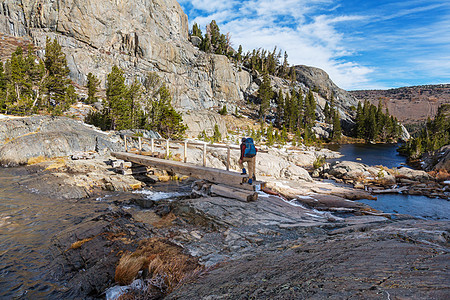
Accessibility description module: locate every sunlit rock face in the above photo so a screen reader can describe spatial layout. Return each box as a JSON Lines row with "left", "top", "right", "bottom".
{"left": 0, "top": 0, "right": 362, "bottom": 137}
{"left": 0, "top": 0, "right": 249, "bottom": 112}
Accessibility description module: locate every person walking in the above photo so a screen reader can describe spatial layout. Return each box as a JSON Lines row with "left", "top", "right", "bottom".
{"left": 239, "top": 137, "right": 257, "bottom": 184}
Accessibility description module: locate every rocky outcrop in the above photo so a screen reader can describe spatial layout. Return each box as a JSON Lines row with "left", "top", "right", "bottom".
{"left": 0, "top": 0, "right": 367, "bottom": 138}
{"left": 182, "top": 110, "right": 228, "bottom": 139}
{"left": 169, "top": 219, "right": 449, "bottom": 300}
{"left": 0, "top": 0, "right": 250, "bottom": 114}
{"left": 422, "top": 145, "right": 450, "bottom": 172}
{"left": 294, "top": 65, "right": 359, "bottom": 131}
{"left": 0, "top": 116, "right": 123, "bottom": 166}
{"left": 322, "top": 161, "right": 448, "bottom": 198}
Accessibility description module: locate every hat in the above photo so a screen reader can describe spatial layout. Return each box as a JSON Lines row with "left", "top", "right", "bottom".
{"left": 241, "top": 137, "right": 246, "bottom": 142}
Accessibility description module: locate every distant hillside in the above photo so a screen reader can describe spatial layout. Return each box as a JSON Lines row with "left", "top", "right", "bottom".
{"left": 350, "top": 84, "right": 450, "bottom": 125}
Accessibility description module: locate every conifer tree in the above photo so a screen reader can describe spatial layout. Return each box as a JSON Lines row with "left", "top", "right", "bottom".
{"left": 43, "top": 37, "right": 72, "bottom": 114}
{"left": 86, "top": 72, "right": 100, "bottom": 104}
{"left": 106, "top": 65, "right": 128, "bottom": 130}
{"left": 236, "top": 45, "right": 243, "bottom": 62}
{"left": 0, "top": 62, "right": 6, "bottom": 111}
{"left": 153, "top": 84, "right": 187, "bottom": 138}
{"left": 331, "top": 109, "right": 342, "bottom": 142}
{"left": 258, "top": 73, "right": 273, "bottom": 123}
{"left": 304, "top": 90, "right": 316, "bottom": 129}
{"left": 192, "top": 23, "right": 202, "bottom": 38}
{"left": 275, "top": 89, "right": 284, "bottom": 126}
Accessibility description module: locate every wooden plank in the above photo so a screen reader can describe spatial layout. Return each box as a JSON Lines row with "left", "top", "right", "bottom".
{"left": 212, "top": 184, "right": 258, "bottom": 202}
{"left": 111, "top": 152, "right": 247, "bottom": 186}
{"left": 166, "top": 139, "right": 170, "bottom": 158}
{"left": 203, "top": 143, "right": 206, "bottom": 167}
{"left": 226, "top": 146, "right": 230, "bottom": 171}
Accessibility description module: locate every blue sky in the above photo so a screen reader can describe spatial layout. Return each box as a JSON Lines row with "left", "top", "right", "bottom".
{"left": 178, "top": 0, "right": 450, "bottom": 90}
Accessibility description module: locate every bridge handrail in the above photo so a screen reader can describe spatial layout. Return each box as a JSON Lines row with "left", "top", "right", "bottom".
{"left": 122, "top": 135, "right": 241, "bottom": 170}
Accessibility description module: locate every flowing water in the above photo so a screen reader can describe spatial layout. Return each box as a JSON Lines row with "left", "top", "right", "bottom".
{"left": 0, "top": 167, "right": 110, "bottom": 299}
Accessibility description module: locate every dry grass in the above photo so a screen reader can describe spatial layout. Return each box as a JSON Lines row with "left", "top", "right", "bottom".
{"left": 429, "top": 169, "right": 450, "bottom": 182}
{"left": 115, "top": 237, "right": 204, "bottom": 297}
{"left": 68, "top": 237, "right": 94, "bottom": 250}
{"left": 45, "top": 158, "right": 67, "bottom": 170}
{"left": 152, "top": 212, "right": 176, "bottom": 229}
{"left": 115, "top": 254, "right": 147, "bottom": 285}
{"left": 27, "top": 155, "right": 51, "bottom": 165}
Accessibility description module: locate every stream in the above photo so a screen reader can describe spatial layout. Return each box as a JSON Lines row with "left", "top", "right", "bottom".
{"left": 0, "top": 167, "right": 110, "bottom": 299}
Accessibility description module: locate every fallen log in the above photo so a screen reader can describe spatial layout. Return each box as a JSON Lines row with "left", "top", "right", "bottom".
{"left": 371, "top": 186, "right": 408, "bottom": 194}
{"left": 211, "top": 184, "right": 258, "bottom": 202}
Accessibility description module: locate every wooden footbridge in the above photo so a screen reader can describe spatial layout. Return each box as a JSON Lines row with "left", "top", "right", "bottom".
{"left": 111, "top": 136, "right": 265, "bottom": 200}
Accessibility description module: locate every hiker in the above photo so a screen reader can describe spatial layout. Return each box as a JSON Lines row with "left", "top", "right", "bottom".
{"left": 239, "top": 137, "right": 257, "bottom": 184}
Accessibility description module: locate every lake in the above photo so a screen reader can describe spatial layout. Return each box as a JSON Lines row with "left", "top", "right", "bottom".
{"left": 326, "top": 143, "right": 408, "bottom": 169}
{"left": 325, "top": 143, "right": 449, "bottom": 220}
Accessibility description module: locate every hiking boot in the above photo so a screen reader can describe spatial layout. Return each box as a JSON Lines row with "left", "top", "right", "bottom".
{"left": 241, "top": 168, "right": 247, "bottom": 175}
{"left": 252, "top": 174, "right": 256, "bottom": 181}
{"left": 248, "top": 178, "right": 253, "bottom": 185}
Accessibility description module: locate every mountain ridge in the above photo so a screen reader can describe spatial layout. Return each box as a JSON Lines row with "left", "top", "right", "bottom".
{"left": 350, "top": 84, "right": 450, "bottom": 125}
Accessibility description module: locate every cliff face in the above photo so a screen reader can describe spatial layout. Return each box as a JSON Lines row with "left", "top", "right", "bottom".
{"left": 0, "top": 0, "right": 250, "bottom": 113}
{"left": 0, "top": 0, "right": 360, "bottom": 136}
{"left": 350, "top": 84, "right": 450, "bottom": 125}
{"left": 294, "top": 65, "right": 359, "bottom": 130}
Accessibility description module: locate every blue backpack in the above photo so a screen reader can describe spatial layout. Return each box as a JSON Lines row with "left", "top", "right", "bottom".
{"left": 244, "top": 138, "right": 257, "bottom": 158}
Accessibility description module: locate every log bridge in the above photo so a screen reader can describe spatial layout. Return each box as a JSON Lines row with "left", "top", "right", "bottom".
{"left": 111, "top": 136, "right": 265, "bottom": 201}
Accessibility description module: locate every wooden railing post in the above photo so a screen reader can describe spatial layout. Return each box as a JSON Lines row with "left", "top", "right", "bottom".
{"left": 184, "top": 141, "right": 188, "bottom": 163}
{"left": 124, "top": 136, "right": 128, "bottom": 152}
{"left": 166, "top": 139, "right": 170, "bottom": 159}
{"left": 151, "top": 138, "right": 154, "bottom": 154}
{"left": 203, "top": 143, "right": 207, "bottom": 167}
{"left": 226, "top": 145, "right": 231, "bottom": 171}
{"left": 138, "top": 137, "right": 142, "bottom": 152}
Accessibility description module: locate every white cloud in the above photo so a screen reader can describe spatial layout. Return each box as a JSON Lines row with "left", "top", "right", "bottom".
{"left": 178, "top": 0, "right": 450, "bottom": 90}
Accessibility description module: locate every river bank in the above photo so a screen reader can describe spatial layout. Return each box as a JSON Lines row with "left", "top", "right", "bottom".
{"left": 0, "top": 115, "right": 449, "bottom": 299}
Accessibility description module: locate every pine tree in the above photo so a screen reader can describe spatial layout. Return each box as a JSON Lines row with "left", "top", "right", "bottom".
{"left": 258, "top": 73, "right": 273, "bottom": 123}
{"left": 355, "top": 101, "right": 365, "bottom": 138}
{"left": 157, "top": 84, "right": 187, "bottom": 138}
{"left": 192, "top": 23, "right": 203, "bottom": 38}
{"left": 304, "top": 90, "right": 316, "bottom": 129}
{"left": 86, "top": 72, "right": 100, "bottom": 104}
{"left": 275, "top": 89, "right": 284, "bottom": 127}
{"left": 211, "top": 124, "right": 222, "bottom": 143}
{"left": 324, "top": 102, "right": 331, "bottom": 123}
{"left": 0, "top": 62, "right": 6, "bottom": 111}
{"left": 331, "top": 109, "right": 342, "bottom": 142}
{"left": 43, "top": 38, "right": 72, "bottom": 114}
{"left": 106, "top": 65, "right": 128, "bottom": 130}
{"left": 236, "top": 45, "right": 243, "bottom": 62}
{"left": 127, "top": 78, "right": 143, "bottom": 129}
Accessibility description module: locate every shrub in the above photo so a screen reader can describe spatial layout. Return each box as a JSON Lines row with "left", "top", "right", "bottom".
{"left": 313, "top": 155, "right": 325, "bottom": 170}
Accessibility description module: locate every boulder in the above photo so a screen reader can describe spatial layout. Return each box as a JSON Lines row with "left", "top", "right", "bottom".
{"left": 182, "top": 110, "right": 227, "bottom": 138}
{"left": 0, "top": 116, "right": 123, "bottom": 166}
{"left": 190, "top": 35, "right": 202, "bottom": 47}
{"left": 395, "top": 167, "right": 432, "bottom": 182}
{"left": 328, "top": 161, "right": 371, "bottom": 180}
